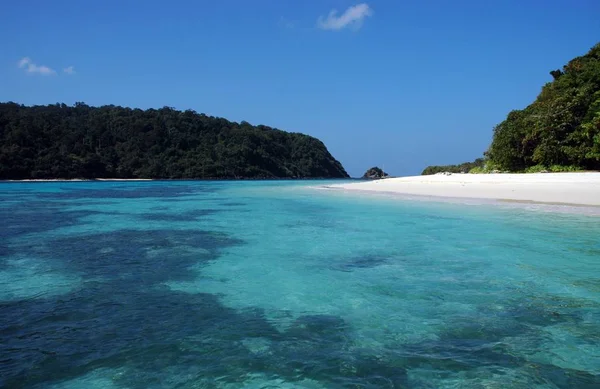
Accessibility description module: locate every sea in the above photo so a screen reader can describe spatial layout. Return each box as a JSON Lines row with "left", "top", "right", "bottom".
{"left": 1, "top": 180, "right": 599, "bottom": 388}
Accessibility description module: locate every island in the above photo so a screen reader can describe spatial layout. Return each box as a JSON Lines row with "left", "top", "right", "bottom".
{"left": 422, "top": 42, "right": 600, "bottom": 175}
{"left": 361, "top": 167, "right": 389, "bottom": 179}
{"left": 329, "top": 43, "right": 600, "bottom": 206}
{"left": 0, "top": 103, "right": 349, "bottom": 180}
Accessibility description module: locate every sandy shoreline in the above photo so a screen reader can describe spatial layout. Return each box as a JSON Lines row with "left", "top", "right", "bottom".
{"left": 325, "top": 173, "right": 600, "bottom": 207}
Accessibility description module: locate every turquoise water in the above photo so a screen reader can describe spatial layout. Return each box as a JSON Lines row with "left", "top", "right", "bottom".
{"left": 1, "top": 180, "right": 599, "bottom": 388}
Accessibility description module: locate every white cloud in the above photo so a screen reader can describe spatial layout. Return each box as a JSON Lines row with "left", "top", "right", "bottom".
{"left": 18, "top": 57, "right": 31, "bottom": 68}
{"left": 63, "top": 66, "right": 75, "bottom": 75}
{"left": 278, "top": 16, "right": 295, "bottom": 29}
{"left": 318, "top": 3, "right": 373, "bottom": 31}
{"left": 18, "top": 57, "right": 56, "bottom": 75}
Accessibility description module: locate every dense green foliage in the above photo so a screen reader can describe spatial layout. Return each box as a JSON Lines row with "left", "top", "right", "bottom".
{"left": 524, "top": 164, "right": 582, "bottom": 173}
{"left": 421, "top": 158, "right": 485, "bottom": 175}
{"left": 422, "top": 43, "right": 600, "bottom": 175}
{"left": 0, "top": 103, "right": 348, "bottom": 179}
{"left": 487, "top": 43, "right": 600, "bottom": 171}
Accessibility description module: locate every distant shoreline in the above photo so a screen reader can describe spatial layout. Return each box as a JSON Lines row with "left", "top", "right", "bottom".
{"left": 323, "top": 172, "right": 600, "bottom": 208}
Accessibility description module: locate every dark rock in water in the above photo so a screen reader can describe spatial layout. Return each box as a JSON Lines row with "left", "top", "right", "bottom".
{"left": 333, "top": 255, "right": 390, "bottom": 272}
{"left": 534, "top": 363, "right": 600, "bottom": 389}
{"left": 266, "top": 314, "right": 409, "bottom": 387}
{"left": 286, "top": 315, "right": 348, "bottom": 342}
{"left": 362, "top": 166, "right": 389, "bottom": 179}
{"left": 141, "top": 209, "right": 222, "bottom": 222}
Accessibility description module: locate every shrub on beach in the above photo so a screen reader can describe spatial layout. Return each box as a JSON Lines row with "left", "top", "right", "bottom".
{"left": 525, "top": 164, "right": 583, "bottom": 173}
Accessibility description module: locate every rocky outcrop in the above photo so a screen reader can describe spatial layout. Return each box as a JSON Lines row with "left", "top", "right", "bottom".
{"left": 361, "top": 167, "right": 388, "bottom": 179}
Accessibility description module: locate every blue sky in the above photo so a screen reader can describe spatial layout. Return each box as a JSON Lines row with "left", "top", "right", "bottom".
{"left": 2, "top": 0, "right": 599, "bottom": 177}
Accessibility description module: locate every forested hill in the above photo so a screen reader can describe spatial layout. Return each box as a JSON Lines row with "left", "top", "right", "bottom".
{"left": 486, "top": 43, "right": 600, "bottom": 171}
{"left": 423, "top": 43, "right": 600, "bottom": 175}
{"left": 0, "top": 103, "right": 349, "bottom": 180}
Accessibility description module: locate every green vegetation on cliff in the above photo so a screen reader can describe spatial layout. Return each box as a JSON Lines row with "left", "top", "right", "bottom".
{"left": 487, "top": 43, "right": 600, "bottom": 171}
{"left": 423, "top": 43, "right": 600, "bottom": 175}
{"left": 421, "top": 159, "right": 485, "bottom": 175}
{"left": 0, "top": 103, "right": 348, "bottom": 179}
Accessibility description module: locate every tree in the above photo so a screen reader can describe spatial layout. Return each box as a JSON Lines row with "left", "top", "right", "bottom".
{"left": 0, "top": 103, "right": 349, "bottom": 179}
{"left": 486, "top": 43, "right": 600, "bottom": 171}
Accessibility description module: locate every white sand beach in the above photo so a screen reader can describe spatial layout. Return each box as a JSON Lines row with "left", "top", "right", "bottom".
{"left": 327, "top": 173, "right": 600, "bottom": 206}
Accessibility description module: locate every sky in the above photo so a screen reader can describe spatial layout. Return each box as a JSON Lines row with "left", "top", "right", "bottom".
{"left": 2, "top": 0, "right": 599, "bottom": 177}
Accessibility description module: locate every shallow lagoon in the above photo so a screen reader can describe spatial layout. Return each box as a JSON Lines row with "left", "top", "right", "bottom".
{"left": 1, "top": 180, "right": 599, "bottom": 388}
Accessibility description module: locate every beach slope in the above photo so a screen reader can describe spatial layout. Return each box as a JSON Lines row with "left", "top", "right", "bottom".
{"left": 327, "top": 173, "right": 600, "bottom": 206}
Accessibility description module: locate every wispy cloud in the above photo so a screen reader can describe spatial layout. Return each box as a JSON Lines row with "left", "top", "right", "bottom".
{"left": 278, "top": 16, "right": 295, "bottom": 29}
{"left": 17, "top": 57, "right": 57, "bottom": 75}
{"left": 318, "top": 3, "right": 373, "bottom": 31}
{"left": 63, "top": 66, "right": 76, "bottom": 75}
{"left": 18, "top": 57, "right": 31, "bottom": 68}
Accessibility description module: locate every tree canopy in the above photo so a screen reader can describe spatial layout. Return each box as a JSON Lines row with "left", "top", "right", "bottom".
{"left": 423, "top": 43, "right": 600, "bottom": 175}
{"left": 421, "top": 159, "right": 485, "bottom": 175}
{"left": 0, "top": 103, "right": 349, "bottom": 180}
{"left": 487, "top": 43, "right": 600, "bottom": 171}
